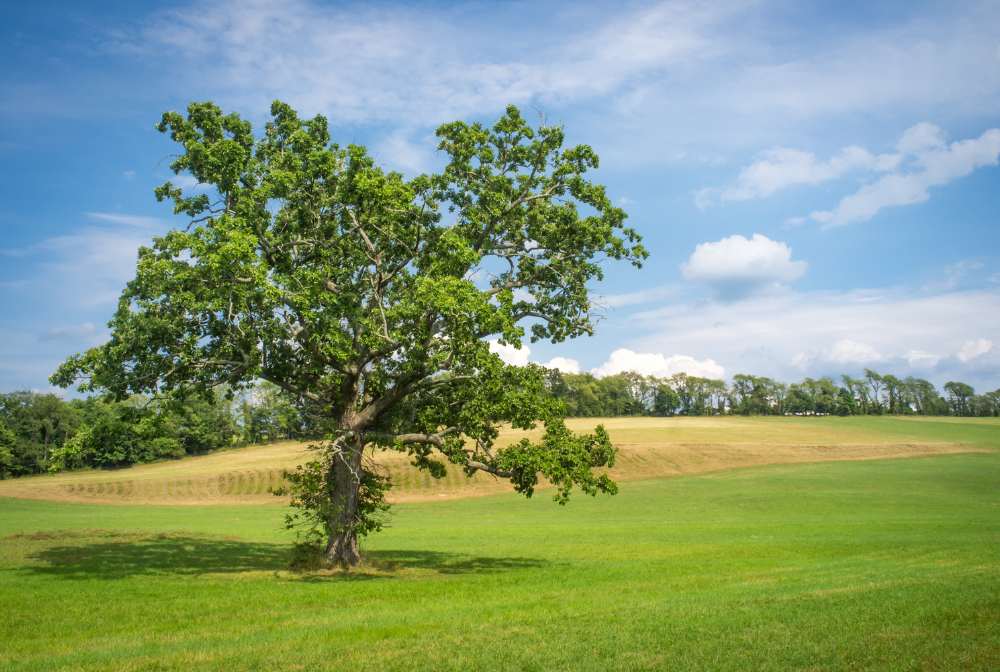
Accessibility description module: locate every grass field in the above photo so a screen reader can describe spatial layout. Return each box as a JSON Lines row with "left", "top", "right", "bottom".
{"left": 1, "top": 417, "right": 999, "bottom": 670}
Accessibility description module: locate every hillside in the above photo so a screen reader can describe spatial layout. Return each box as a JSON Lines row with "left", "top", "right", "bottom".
{"left": 1, "top": 416, "right": 995, "bottom": 506}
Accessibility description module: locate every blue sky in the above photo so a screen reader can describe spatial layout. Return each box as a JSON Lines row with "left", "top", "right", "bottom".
{"left": 1, "top": 0, "right": 998, "bottom": 394}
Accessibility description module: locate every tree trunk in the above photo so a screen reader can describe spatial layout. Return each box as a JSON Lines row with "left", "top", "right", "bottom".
{"left": 324, "top": 433, "right": 364, "bottom": 567}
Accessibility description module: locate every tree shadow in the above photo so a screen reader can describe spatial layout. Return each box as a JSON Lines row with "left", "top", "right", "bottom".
{"left": 343, "top": 549, "right": 549, "bottom": 576}
{"left": 17, "top": 531, "right": 548, "bottom": 580}
{"left": 20, "top": 532, "right": 291, "bottom": 580}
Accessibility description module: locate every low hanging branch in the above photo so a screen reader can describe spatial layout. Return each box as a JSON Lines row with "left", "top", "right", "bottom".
{"left": 51, "top": 101, "right": 646, "bottom": 567}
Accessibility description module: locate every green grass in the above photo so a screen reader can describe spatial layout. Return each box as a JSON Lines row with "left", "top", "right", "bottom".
{"left": 2, "top": 450, "right": 999, "bottom": 670}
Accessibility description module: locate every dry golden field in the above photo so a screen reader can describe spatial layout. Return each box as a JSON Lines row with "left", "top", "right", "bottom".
{"left": 1, "top": 416, "right": 992, "bottom": 506}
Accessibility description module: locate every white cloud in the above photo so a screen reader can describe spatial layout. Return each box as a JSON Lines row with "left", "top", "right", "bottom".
{"left": 827, "top": 339, "right": 883, "bottom": 364}
{"left": 41, "top": 322, "right": 99, "bottom": 342}
{"left": 592, "top": 348, "right": 725, "bottom": 379}
{"left": 86, "top": 212, "right": 162, "bottom": 228}
{"left": 896, "top": 122, "right": 947, "bottom": 154}
{"left": 627, "top": 288, "right": 1000, "bottom": 385}
{"left": 373, "top": 128, "right": 436, "bottom": 176}
{"left": 808, "top": 125, "right": 1000, "bottom": 227}
{"left": 701, "top": 121, "right": 1000, "bottom": 226}
{"left": 697, "top": 145, "right": 898, "bottom": 207}
{"left": 957, "top": 338, "right": 993, "bottom": 363}
{"left": 124, "top": 0, "right": 734, "bottom": 127}
{"left": 922, "top": 259, "right": 985, "bottom": 292}
{"left": 594, "top": 285, "right": 678, "bottom": 309}
{"left": 905, "top": 349, "right": 941, "bottom": 368}
{"left": 488, "top": 339, "right": 531, "bottom": 367}
{"left": 3, "top": 216, "right": 165, "bottom": 309}
{"left": 681, "top": 234, "right": 807, "bottom": 297}
{"left": 543, "top": 357, "right": 580, "bottom": 374}
{"left": 591, "top": 2, "right": 1000, "bottom": 166}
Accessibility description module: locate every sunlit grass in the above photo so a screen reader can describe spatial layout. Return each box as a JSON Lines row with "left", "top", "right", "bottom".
{"left": 2, "top": 448, "right": 999, "bottom": 670}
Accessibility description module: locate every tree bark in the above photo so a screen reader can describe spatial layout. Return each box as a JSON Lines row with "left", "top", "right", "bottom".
{"left": 324, "top": 432, "right": 364, "bottom": 567}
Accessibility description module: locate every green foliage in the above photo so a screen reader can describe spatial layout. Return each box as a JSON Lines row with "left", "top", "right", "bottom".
{"left": 0, "top": 392, "right": 79, "bottom": 476}
{"left": 944, "top": 381, "right": 976, "bottom": 416}
{"left": 275, "top": 451, "right": 392, "bottom": 557}
{"left": 240, "top": 381, "right": 312, "bottom": 443}
{"left": 0, "top": 420, "right": 15, "bottom": 479}
{"left": 497, "top": 423, "right": 617, "bottom": 503}
{"left": 49, "top": 100, "right": 647, "bottom": 560}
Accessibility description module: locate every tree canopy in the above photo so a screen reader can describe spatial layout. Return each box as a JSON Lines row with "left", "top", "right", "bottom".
{"left": 53, "top": 101, "right": 646, "bottom": 565}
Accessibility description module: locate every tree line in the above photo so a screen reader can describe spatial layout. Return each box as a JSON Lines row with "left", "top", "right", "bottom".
{"left": 545, "top": 369, "right": 1000, "bottom": 419}
{"left": 0, "top": 383, "right": 313, "bottom": 479}
{"left": 2, "top": 369, "right": 997, "bottom": 480}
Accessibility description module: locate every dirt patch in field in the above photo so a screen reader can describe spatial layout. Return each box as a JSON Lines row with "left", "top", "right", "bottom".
{"left": 0, "top": 438, "right": 980, "bottom": 506}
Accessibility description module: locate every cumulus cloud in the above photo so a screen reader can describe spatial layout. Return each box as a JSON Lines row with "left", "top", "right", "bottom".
{"left": 957, "top": 338, "right": 993, "bottom": 363}
{"left": 681, "top": 234, "right": 807, "bottom": 298}
{"left": 592, "top": 348, "right": 725, "bottom": 379}
{"left": 487, "top": 340, "right": 531, "bottom": 367}
{"left": 543, "top": 357, "right": 581, "bottom": 374}
{"left": 627, "top": 288, "right": 1000, "bottom": 386}
{"left": 808, "top": 124, "right": 1000, "bottom": 226}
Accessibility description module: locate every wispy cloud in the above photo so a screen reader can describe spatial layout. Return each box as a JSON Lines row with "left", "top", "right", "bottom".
{"left": 594, "top": 285, "right": 679, "bottom": 309}
{"left": 808, "top": 125, "right": 1000, "bottom": 227}
{"left": 86, "top": 212, "right": 162, "bottom": 228}
{"left": 40, "top": 322, "right": 101, "bottom": 342}
{"left": 696, "top": 146, "right": 899, "bottom": 208}
{"left": 120, "top": 0, "right": 738, "bottom": 127}
{"left": 700, "top": 122, "right": 1000, "bottom": 227}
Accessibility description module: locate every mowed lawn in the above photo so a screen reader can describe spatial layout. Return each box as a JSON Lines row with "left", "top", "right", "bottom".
{"left": 0, "top": 418, "right": 998, "bottom": 670}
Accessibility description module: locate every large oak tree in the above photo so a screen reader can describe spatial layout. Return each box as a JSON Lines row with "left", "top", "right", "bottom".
{"left": 53, "top": 102, "right": 646, "bottom": 565}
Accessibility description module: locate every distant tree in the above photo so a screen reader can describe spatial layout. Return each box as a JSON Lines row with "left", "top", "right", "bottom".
{"left": 881, "top": 374, "right": 904, "bottom": 414}
{"left": 943, "top": 381, "right": 975, "bottom": 416}
{"left": 653, "top": 383, "right": 680, "bottom": 416}
{"left": 0, "top": 391, "right": 80, "bottom": 475}
{"left": 556, "top": 373, "right": 605, "bottom": 417}
{"left": 705, "top": 378, "right": 729, "bottom": 414}
{"left": 0, "top": 420, "right": 15, "bottom": 479}
{"left": 240, "top": 381, "right": 313, "bottom": 443}
{"left": 52, "top": 101, "right": 645, "bottom": 566}
{"left": 864, "top": 369, "right": 885, "bottom": 414}
{"left": 841, "top": 375, "right": 869, "bottom": 414}
{"left": 785, "top": 384, "right": 813, "bottom": 414}
{"left": 902, "top": 377, "right": 944, "bottom": 415}
{"left": 834, "top": 387, "right": 856, "bottom": 416}
{"left": 984, "top": 389, "right": 1000, "bottom": 417}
